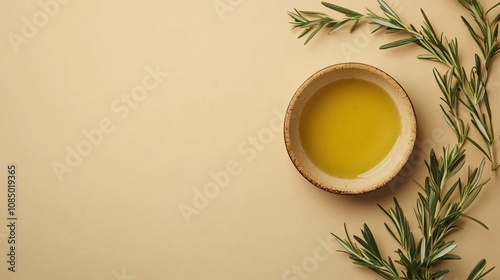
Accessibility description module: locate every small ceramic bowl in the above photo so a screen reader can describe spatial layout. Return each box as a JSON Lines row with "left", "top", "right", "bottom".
{"left": 284, "top": 63, "right": 417, "bottom": 194}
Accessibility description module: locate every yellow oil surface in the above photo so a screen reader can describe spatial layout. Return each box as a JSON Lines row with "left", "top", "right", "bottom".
{"left": 300, "top": 78, "right": 401, "bottom": 178}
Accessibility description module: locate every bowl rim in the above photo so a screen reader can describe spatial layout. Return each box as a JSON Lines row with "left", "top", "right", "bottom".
{"left": 284, "top": 62, "right": 417, "bottom": 195}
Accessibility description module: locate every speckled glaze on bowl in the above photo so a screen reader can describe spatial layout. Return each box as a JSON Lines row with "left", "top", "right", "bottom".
{"left": 284, "top": 63, "right": 417, "bottom": 195}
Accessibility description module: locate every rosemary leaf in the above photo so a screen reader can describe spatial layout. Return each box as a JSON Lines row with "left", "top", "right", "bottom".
{"left": 380, "top": 37, "right": 419, "bottom": 49}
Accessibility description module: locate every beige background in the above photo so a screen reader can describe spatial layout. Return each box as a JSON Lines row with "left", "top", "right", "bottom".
{"left": 1, "top": 0, "right": 499, "bottom": 279}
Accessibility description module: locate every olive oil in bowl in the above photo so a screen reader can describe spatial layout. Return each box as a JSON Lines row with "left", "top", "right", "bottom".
{"left": 284, "top": 63, "right": 416, "bottom": 194}
{"left": 299, "top": 78, "right": 401, "bottom": 178}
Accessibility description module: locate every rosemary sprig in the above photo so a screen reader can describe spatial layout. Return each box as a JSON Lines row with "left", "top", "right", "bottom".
{"left": 333, "top": 148, "right": 492, "bottom": 279}
{"left": 288, "top": 0, "right": 499, "bottom": 279}
{"left": 289, "top": 0, "right": 500, "bottom": 170}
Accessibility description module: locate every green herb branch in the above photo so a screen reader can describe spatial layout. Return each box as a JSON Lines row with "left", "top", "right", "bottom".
{"left": 289, "top": 0, "right": 500, "bottom": 170}
{"left": 288, "top": 0, "right": 499, "bottom": 279}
